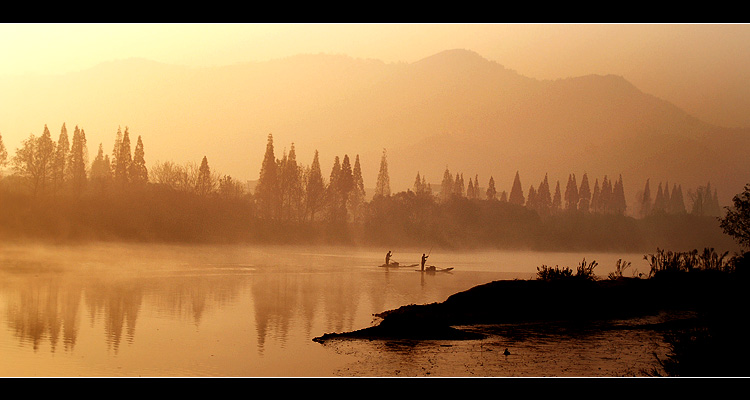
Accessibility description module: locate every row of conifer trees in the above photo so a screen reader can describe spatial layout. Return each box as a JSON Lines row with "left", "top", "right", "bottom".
{"left": 0, "top": 126, "right": 722, "bottom": 225}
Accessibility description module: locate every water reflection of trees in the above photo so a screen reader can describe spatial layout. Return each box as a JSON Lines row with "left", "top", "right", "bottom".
{"left": 5, "top": 275, "right": 82, "bottom": 352}
{"left": 2, "top": 269, "right": 248, "bottom": 354}
{"left": 84, "top": 277, "right": 143, "bottom": 352}
{"left": 2, "top": 252, "right": 501, "bottom": 358}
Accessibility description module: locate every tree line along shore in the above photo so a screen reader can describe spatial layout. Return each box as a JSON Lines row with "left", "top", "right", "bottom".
{"left": 0, "top": 125, "right": 739, "bottom": 252}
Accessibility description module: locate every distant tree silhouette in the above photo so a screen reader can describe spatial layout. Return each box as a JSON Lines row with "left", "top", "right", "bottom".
{"left": 486, "top": 176, "right": 497, "bottom": 201}
{"left": 719, "top": 183, "right": 750, "bottom": 250}
{"left": 111, "top": 126, "right": 123, "bottom": 177}
{"left": 414, "top": 172, "right": 424, "bottom": 194}
{"left": 51, "top": 123, "right": 69, "bottom": 194}
{"left": 578, "top": 173, "right": 591, "bottom": 212}
{"left": 337, "top": 154, "right": 354, "bottom": 221}
{"left": 339, "top": 155, "right": 354, "bottom": 196}
{"left": 499, "top": 190, "right": 508, "bottom": 202}
{"left": 305, "top": 150, "right": 325, "bottom": 221}
{"left": 552, "top": 180, "right": 562, "bottom": 213}
{"left": 0, "top": 132, "right": 7, "bottom": 172}
{"left": 440, "top": 167, "right": 453, "bottom": 202}
{"left": 11, "top": 134, "right": 41, "bottom": 194}
{"left": 12, "top": 125, "right": 56, "bottom": 196}
{"left": 196, "top": 156, "right": 214, "bottom": 196}
{"left": 689, "top": 182, "right": 721, "bottom": 217}
{"left": 536, "top": 174, "right": 551, "bottom": 214}
{"left": 653, "top": 182, "right": 667, "bottom": 214}
{"left": 526, "top": 184, "right": 537, "bottom": 211}
{"left": 423, "top": 176, "right": 431, "bottom": 196}
{"left": 668, "top": 184, "right": 686, "bottom": 214}
{"left": 467, "top": 177, "right": 476, "bottom": 199}
{"left": 218, "top": 175, "right": 245, "bottom": 199}
{"left": 68, "top": 126, "right": 88, "bottom": 195}
{"left": 349, "top": 154, "right": 366, "bottom": 222}
{"left": 326, "top": 155, "right": 347, "bottom": 222}
{"left": 564, "top": 173, "right": 579, "bottom": 211}
{"left": 90, "top": 143, "right": 112, "bottom": 193}
{"left": 256, "top": 133, "right": 280, "bottom": 220}
{"left": 150, "top": 160, "right": 182, "bottom": 190}
{"left": 509, "top": 171, "right": 524, "bottom": 206}
{"left": 638, "top": 179, "right": 652, "bottom": 218}
{"left": 612, "top": 175, "right": 627, "bottom": 215}
{"left": 454, "top": 173, "right": 465, "bottom": 197}
{"left": 114, "top": 127, "right": 132, "bottom": 186}
{"left": 591, "top": 178, "right": 601, "bottom": 213}
{"left": 600, "top": 176, "right": 613, "bottom": 214}
{"left": 279, "top": 143, "right": 304, "bottom": 221}
{"left": 129, "top": 135, "right": 148, "bottom": 186}
{"left": 374, "top": 149, "right": 390, "bottom": 198}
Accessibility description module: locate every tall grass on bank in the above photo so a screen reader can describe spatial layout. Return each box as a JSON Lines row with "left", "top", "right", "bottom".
{"left": 536, "top": 258, "right": 599, "bottom": 281}
{"left": 644, "top": 247, "right": 732, "bottom": 277}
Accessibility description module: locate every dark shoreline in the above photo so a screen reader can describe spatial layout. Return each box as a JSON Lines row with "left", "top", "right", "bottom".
{"left": 313, "top": 271, "right": 749, "bottom": 376}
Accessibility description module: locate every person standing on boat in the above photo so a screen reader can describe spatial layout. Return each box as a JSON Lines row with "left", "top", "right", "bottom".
{"left": 385, "top": 251, "right": 393, "bottom": 265}
{"left": 421, "top": 253, "right": 429, "bottom": 271}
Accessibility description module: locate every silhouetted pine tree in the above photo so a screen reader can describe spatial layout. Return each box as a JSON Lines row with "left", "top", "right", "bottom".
{"left": 326, "top": 155, "right": 347, "bottom": 222}
{"left": 612, "top": 175, "right": 627, "bottom": 215}
{"left": 668, "top": 184, "right": 686, "bottom": 214}
{"left": 578, "top": 173, "right": 591, "bottom": 212}
{"left": 111, "top": 126, "right": 122, "bottom": 177}
{"left": 422, "top": 176, "right": 431, "bottom": 196}
{"left": 536, "top": 174, "right": 551, "bottom": 214}
{"left": 374, "top": 149, "right": 390, "bottom": 198}
{"left": 564, "top": 174, "right": 578, "bottom": 211}
{"left": 130, "top": 135, "right": 148, "bottom": 186}
{"left": 114, "top": 127, "right": 132, "bottom": 186}
{"left": 51, "top": 123, "right": 69, "bottom": 194}
{"left": 256, "top": 133, "right": 280, "bottom": 220}
{"left": 454, "top": 173, "right": 465, "bottom": 197}
{"left": 552, "top": 180, "right": 562, "bottom": 213}
{"left": 526, "top": 184, "right": 537, "bottom": 211}
{"left": 689, "top": 182, "right": 721, "bottom": 217}
{"left": 653, "top": 182, "right": 667, "bottom": 214}
{"left": 486, "top": 176, "right": 497, "bottom": 201}
{"left": 280, "top": 143, "right": 303, "bottom": 221}
{"left": 602, "top": 176, "right": 614, "bottom": 214}
{"left": 90, "top": 143, "right": 112, "bottom": 193}
{"left": 638, "top": 179, "right": 652, "bottom": 218}
{"left": 36, "top": 125, "right": 56, "bottom": 195}
{"left": 440, "top": 167, "right": 453, "bottom": 202}
{"left": 414, "top": 172, "right": 424, "bottom": 194}
{"left": 591, "top": 178, "right": 601, "bottom": 213}
{"left": 349, "top": 154, "right": 366, "bottom": 222}
{"left": 196, "top": 156, "right": 214, "bottom": 196}
{"left": 499, "top": 190, "right": 508, "bottom": 202}
{"left": 338, "top": 154, "right": 354, "bottom": 220}
{"left": 509, "top": 171, "right": 525, "bottom": 206}
{"left": 467, "top": 176, "right": 475, "bottom": 199}
{"left": 340, "top": 155, "right": 354, "bottom": 197}
{"left": 305, "top": 150, "right": 325, "bottom": 221}
{"left": 67, "top": 126, "right": 88, "bottom": 195}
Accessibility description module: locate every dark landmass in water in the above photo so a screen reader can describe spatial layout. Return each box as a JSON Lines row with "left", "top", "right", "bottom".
{"left": 313, "top": 270, "right": 750, "bottom": 376}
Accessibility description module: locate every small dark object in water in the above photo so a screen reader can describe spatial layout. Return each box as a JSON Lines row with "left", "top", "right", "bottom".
{"left": 504, "top": 348, "right": 510, "bottom": 356}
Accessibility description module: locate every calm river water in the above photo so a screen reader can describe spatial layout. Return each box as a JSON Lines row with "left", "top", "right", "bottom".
{"left": 0, "top": 242, "right": 669, "bottom": 377}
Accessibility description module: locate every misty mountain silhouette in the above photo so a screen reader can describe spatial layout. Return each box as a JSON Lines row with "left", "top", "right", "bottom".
{"left": 1, "top": 49, "right": 747, "bottom": 209}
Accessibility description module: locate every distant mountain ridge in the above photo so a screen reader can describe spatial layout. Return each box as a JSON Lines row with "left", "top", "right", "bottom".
{"left": 0, "top": 49, "right": 747, "bottom": 211}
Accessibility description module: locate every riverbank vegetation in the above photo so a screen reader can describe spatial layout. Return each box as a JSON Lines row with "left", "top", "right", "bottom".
{"left": 316, "top": 187, "right": 750, "bottom": 376}
{"left": 0, "top": 125, "right": 740, "bottom": 254}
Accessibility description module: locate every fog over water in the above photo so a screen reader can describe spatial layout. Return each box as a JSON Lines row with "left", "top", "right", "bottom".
{"left": 0, "top": 242, "right": 655, "bottom": 376}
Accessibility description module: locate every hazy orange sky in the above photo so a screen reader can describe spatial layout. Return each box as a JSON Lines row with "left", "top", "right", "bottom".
{"left": 1, "top": 23, "right": 749, "bottom": 128}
